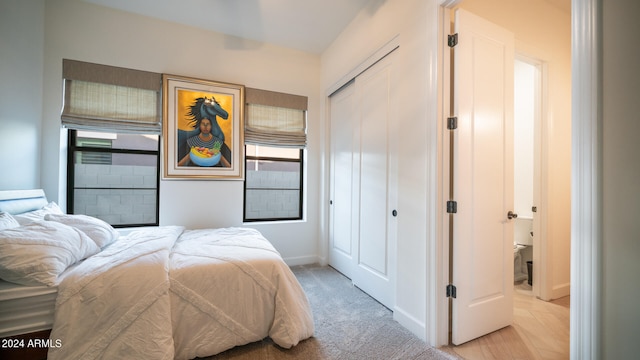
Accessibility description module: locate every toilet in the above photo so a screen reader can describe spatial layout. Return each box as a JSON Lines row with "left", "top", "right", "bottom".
{"left": 513, "top": 218, "right": 533, "bottom": 283}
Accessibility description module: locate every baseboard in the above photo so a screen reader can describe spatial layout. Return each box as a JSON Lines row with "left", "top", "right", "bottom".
{"left": 551, "top": 282, "right": 570, "bottom": 299}
{"left": 393, "top": 306, "right": 427, "bottom": 342}
{"left": 283, "top": 255, "right": 319, "bottom": 267}
{"left": 316, "top": 255, "right": 328, "bottom": 266}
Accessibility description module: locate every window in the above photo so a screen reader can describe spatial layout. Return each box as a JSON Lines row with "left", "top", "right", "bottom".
{"left": 67, "top": 130, "right": 160, "bottom": 227}
{"left": 61, "top": 59, "right": 162, "bottom": 227}
{"left": 244, "top": 145, "right": 303, "bottom": 222}
{"left": 243, "top": 88, "right": 308, "bottom": 222}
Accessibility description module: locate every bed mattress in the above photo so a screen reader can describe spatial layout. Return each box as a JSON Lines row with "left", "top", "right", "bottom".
{"left": 0, "top": 280, "right": 57, "bottom": 338}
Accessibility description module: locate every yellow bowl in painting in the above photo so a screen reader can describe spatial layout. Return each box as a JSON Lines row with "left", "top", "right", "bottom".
{"left": 189, "top": 147, "right": 221, "bottom": 167}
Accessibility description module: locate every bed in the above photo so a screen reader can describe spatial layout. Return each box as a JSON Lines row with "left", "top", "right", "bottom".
{"left": 0, "top": 189, "right": 314, "bottom": 360}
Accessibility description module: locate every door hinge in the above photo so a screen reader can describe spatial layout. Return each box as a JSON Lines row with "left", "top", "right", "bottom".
{"left": 447, "top": 117, "right": 458, "bottom": 130}
{"left": 446, "top": 284, "right": 457, "bottom": 298}
{"left": 448, "top": 33, "right": 458, "bottom": 47}
{"left": 446, "top": 200, "right": 457, "bottom": 214}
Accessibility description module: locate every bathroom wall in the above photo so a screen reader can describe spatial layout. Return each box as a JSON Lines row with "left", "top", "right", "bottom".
{"left": 514, "top": 59, "right": 535, "bottom": 220}
{"left": 514, "top": 60, "right": 535, "bottom": 279}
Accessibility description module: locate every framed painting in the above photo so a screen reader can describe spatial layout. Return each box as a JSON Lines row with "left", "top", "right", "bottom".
{"left": 162, "top": 74, "right": 244, "bottom": 179}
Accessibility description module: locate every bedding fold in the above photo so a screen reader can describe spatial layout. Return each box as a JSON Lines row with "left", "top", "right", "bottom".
{"left": 48, "top": 226, "right": 184, "bottom": 360}
{"left": 169, "top": 227, "right": 314, "bottom": 359}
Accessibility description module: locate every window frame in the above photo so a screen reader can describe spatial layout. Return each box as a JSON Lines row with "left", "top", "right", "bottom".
{"left": 243, "top": 145, "right": 304, "bottom": 222}
{"left": 66, "top": 129, "right": 161, "bottom": 228}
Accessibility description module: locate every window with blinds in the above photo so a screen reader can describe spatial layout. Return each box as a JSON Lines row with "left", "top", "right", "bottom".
{"left": 243, "top": 88, "right": 307, "bottom": 222}
{"left": 62, "top": 60, "right": 161, "bottom": 227}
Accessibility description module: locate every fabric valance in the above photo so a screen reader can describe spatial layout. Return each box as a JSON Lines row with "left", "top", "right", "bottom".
{"left": 245, "top": 88, "right": 307, "bottom": 148}
{"left": 61, "top": 59, "right": 162, "bottom": 134}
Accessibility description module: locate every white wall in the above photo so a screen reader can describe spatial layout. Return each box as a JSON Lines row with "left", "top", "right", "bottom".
{"left": 602, "top": 1, "right": 640, "bottom": 358}
{"left": 0, "top": 0, "right": 45, "bottom": 190}
{"left": 455, "top": 0, "right": 572, "bottom": 300}
{"left": 321, "top": 0, "right": 440, "bottom": 341}
{"left": 37, "top": 0, "right": 321, "bottom": 264}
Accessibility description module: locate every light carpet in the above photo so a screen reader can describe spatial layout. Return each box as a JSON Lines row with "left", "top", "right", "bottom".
{"left": 204, "top": 264, "right": 460, "bottom": 360}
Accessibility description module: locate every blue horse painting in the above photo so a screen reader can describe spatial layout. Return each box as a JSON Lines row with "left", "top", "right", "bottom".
{"left": 177, "top": 96, "right": 231, "bottom": 167}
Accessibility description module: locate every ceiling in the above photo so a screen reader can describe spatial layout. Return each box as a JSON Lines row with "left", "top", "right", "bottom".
{"left": 84, "top": 0, "right": 571, "bottom": 55}
{"left": 84, "top": 0, "right": 376, "bottom": 54}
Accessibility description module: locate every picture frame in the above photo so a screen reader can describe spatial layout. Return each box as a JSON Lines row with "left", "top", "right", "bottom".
{"left": 162, "top": 74, "right": 244, "bottom": 179}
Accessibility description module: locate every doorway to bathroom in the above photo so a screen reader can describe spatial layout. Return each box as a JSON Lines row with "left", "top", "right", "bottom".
{"left": 513, "top": 56, "right": 543, "bottom": 297}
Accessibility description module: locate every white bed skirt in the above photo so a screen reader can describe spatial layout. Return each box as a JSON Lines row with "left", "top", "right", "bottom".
{"left": 0, "top": 280, "right": 57, "bottom": 338}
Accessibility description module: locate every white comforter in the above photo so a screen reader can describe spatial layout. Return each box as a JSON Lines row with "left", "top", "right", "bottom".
{"left": 48, "top": 227, "right": 314, "bottom": 360}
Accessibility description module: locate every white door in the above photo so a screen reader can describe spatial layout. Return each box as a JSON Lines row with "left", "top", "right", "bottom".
{"left": 329, "top": 50, "right": 398, "bottom": 310}
{"left": 351, "top": 51, "right": 398, "bottom": 309}
{"left": 450, "top": 9, "right": 515, "bottom": 345}
{"left": 329, "top": 80, "right": 357, "bottom": 277}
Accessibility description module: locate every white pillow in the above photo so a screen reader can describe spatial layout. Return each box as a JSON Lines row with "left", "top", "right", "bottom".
{"left": 0, "top": 221, "right": 100, "bottom": 286}
{"left": 0, "top": 212, "right": 20, "bottom": 230}
{"left": 13, "top": 202, "right": 63, "bottom": 225}
{"left": 45, "top": 213, "right": 119, "bottom": 248}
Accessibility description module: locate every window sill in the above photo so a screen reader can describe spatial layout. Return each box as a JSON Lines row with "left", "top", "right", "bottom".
{"left": 242, "top": 218, "right": 306, "bottom": 226}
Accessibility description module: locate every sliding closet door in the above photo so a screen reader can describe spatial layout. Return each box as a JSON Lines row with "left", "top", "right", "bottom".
{"left": 329, "top": 50, "right": 398, "bottom": 310}
{"left": 352, "top": 51, "right": 398, "bottom": 309}
{"left": 329, "top": 81, "right": 357, "bottom": 278}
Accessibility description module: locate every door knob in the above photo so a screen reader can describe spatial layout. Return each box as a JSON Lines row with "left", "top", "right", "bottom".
{"left": 507, "top": 211, "right": 518, "bottom": 220}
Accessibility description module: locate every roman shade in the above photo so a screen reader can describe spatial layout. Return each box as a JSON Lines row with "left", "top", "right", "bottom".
{"left": 245, "top": 88, "right": 308, "bottom": 148}
{"left": 61, "top": 59, "right": 162, "bottom": 134}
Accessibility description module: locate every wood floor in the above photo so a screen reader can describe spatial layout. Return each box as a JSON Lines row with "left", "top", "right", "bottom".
{"left": 442, "top": 282, "right": 570, "bottom": 360}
